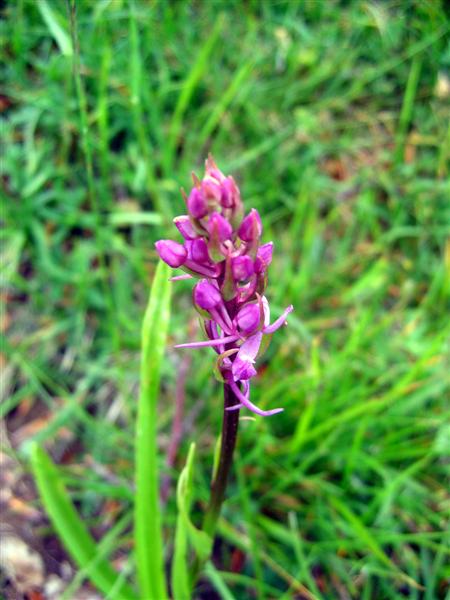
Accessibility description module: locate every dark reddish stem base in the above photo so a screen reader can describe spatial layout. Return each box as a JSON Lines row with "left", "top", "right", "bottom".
{"left": 191, "top": 383, "right": 240, "bottom": 586}
{"left": 202, "top": 383, "right": 240, "bottom": 536}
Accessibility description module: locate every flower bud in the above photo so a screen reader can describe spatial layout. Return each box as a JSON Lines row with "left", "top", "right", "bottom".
{"left": 194, "top": 279, "right": 222, "bottom": 310}
{"left": 173, "top": 215, "right": 197, "bottom": 240}
{"left": 205, "top": 154, "right": 226, "bottom": 182}
{"left": 207, "top": 212, "right": 232, "bottom": 242}
{"left": 187, "top": 187, "right": 208, "bottom": 219}
{"left": 155, "top": 240, "right": 187, "bottom": 268}
{"left": 238, "top": 208, "right": 262, "bottom": 242}
{"left": 235, "top": 303, "right": 260, "bottom": 335}
{"left": 231, "top": 255, "right": 254, "bottom": 281}
{"left": 254, "top": 242, "right": 273, "bottom": 273}
{"left": 189, "top": 238, "right": 211, "bottom": 264}
{"left": 221, "top": 176, "right": 240, "bottom": 209}
{"left": 202, "top": 178, "right": 222, "bottom": 202}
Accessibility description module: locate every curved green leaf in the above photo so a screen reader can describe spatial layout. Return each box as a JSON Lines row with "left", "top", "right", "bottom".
{"left": 134, "top": 260, "right": 171, "bottom": 600}
{"left": 172, "top": 443, "right": 196, "bottom": 600}
{"left": 30, "top": 444, "right": 135, "bottom": 600}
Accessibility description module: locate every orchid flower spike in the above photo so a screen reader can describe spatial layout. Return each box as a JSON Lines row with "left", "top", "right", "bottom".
{"left": 155, "top": 156, "right": 293, "bottom": 416}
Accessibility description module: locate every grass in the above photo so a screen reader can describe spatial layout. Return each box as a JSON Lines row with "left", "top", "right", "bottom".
{"left": 2, "top": 0, "right": 449, "bottom": 598}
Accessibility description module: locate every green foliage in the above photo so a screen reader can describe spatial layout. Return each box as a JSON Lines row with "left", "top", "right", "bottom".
{"left": 30, "top": 445, "right": 135, "bottom": 599}
{"left": 135, "top": 259, "right": 171, "bottom": 600}
{"left": 172, "top": 442, "right": 213, "bottom": 599}
{"left": 2, "top": 0, "right": 449, "bottom": 598}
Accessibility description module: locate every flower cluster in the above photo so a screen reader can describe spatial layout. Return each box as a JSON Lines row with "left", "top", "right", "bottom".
{"left": 156, "top": 156, "right": 293, "bottom": 416}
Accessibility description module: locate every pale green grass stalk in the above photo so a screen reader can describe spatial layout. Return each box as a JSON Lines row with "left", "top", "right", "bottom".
{"left": 134, "top": 260, "right": 171, "bottom": 600}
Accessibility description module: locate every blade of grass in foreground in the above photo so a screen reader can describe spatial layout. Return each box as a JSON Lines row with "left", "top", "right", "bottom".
{"left": 134, "top": 260, "right": 171, "bottom": 600}
{"left": 30, "top": 445, "right": 135, "bottom": 600}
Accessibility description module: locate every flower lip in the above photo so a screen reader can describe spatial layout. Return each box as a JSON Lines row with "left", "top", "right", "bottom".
{"left": 155, "top": 240, "right": 187, "bottom": 268}
{"left": 232, "top": 359, "right": 257, "bottom": 381}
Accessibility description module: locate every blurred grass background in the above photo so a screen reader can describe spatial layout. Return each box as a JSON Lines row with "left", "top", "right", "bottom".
{"left": 1, "top": 0, "right": 450, "bottom": 598}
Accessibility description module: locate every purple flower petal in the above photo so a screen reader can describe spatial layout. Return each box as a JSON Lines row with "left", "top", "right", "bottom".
{"left": 207, "top": 212, "right": 232, "bottom": 241}
{"left": 155, "top": 240, "right": 187, "bottom": 268}
{"left": 263, "top": 305, "right": 293, "bottom": 335}
{"left": 228, "top": 376, "right": 283, "bottom": 417}
{"left": 261, "top": 295, "right": 270, "bottom": 327}
{"left": 187, "top": 187, "right": 208, "bottom": 219}
{"left": 189, "top": 238, "right": 211, "bottom": 264}
{"left": 209, "top": 307, "right": 233, "bottom": 335}
{"left": 238, "top": 209, "right": 262, "bottom": 242}
{"left": 183, "top": 259, "right": 220, "bottom": 278}
{"left": 175, "top": 334, "right": 239, "bottom": 349}
{"left": 232, "top": 255, "right": 254, "bottom": 282}
{"left": 232, "top": 359, "right": 257, "bottom": 381}
{"left": 202, "top": 178, "right": 222, "bottom": 201}
{"left": 235, "top": 303, "right": 260, "bottom": 335}
{"left": 231, "top": 332, "right": 262, "bottom": 381}
{"left": 194, "top": 279, "right": 222, "bottom": 310}
{"left": 173, "top": 215, "right": 197, "bottom": 240}
{"left": 225, "top": 381, "right": 248, "bottom": 412}
{"left": 255, "top": 242, "right": 273, "bottom": 273}
{"left": 170, "top": 274, "right": 193, "bottom": 281}
{"left": 221, "top": 176, "right": 240, "bottom": 209}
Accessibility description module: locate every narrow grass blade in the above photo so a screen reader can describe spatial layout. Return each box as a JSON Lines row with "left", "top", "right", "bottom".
{"left": 60, "top": 513, "right": 132, "bottom": 600}
{"left": 134, "top": 260, "right": 171, "bottom": 600}
{"left": 205, "top": 561, "right": 237, "bottom": 600}
{"left": 197, "top": 59, "right": 254, "bottom": 147}
{"left": 37, "top": 0, "right": 73, "bottom": 56}
{"left": 330, "top": 497, "right": 422, "bottom": 590}
{"left": 163, "top": 14, "right": 224, "bottom": 173}
{"left": 108, "top": 211, "right": 163, "bottom": 227}
{"left": 394, "top": 56, "right": 422, "bottom": 164}
{"left": 30, "top": 444, "right": 135, "bottom": 600}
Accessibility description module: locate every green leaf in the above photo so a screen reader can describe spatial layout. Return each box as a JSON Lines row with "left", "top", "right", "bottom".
{"left": 172, "top": 443, "right": 213, "bottom": 600}
{"left": 134, "top": 260, "right": 171, "bottom": 600}
{"left": 172, "top": 443, "right": 196, "bottom": 600}
{"left": 30, "top": 444, "right": 135, "bottom": 600}
{"left": 108, "top": 211, "right": 162, "bottom": 227}
{"left": 205, "top": 561, "right": 237, "bottom": 600}
{"left": 36, "top": 0, "right": 73, "bottom": 56}
{"left": 172, "top": 441, "right": 215, "bottom": 599}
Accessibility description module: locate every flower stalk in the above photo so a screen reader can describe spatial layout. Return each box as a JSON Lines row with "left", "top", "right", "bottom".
{"left": 202, "top": 383, "right": 240, "bottom": 537}
{"left": 155, "top": 156, "right": 293, "bottom": 587}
